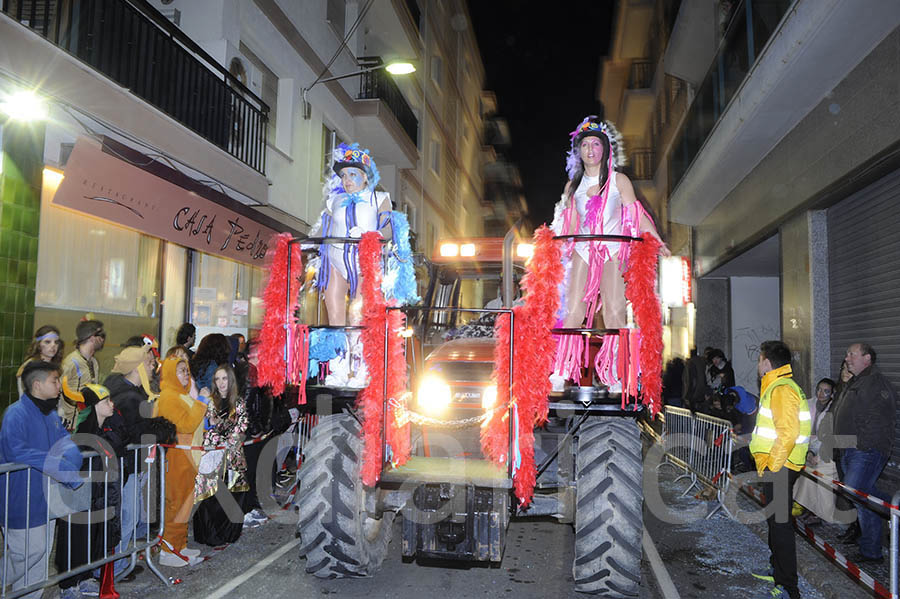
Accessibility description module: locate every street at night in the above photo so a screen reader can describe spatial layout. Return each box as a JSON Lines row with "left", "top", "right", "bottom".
{"left": 2, "top": 1, "right": 900, "bottom": 599}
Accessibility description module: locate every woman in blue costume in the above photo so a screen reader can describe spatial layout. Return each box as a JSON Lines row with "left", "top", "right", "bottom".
{"left": 309, "top": 144, "right": 392, "bottom": 386}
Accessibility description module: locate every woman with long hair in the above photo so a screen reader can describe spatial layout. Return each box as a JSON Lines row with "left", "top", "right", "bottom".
{"left": 193, "top": 364, "right": 250, "bottom": 547}
{"left": 549, "top": 116, "right": 668, "bottom": 389}
{"left": 16, "top": 325, "right": 63, "bottom": 395}
{"left": 190, "top": 333, "right": 231, "bottom": 395}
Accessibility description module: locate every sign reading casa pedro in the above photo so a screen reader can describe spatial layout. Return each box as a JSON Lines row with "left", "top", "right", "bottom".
{"left": 53, "top": 137, "right": 276, "bottom": 266}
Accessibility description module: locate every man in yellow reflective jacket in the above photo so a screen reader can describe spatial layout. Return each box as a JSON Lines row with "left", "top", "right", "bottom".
{"left": 750, "top": 340, "right": 809, "bottom": 599}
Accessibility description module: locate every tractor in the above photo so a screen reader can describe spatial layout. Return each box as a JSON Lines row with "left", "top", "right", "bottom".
{"left": 288, "top": 228, "right": 651, "bottom": 597}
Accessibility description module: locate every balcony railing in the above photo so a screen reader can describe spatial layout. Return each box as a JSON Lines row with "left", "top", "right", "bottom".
{"left": 667, "top": 0, "right": 793, "bottom": 194}
{"left": 630, "top": 149, "right": 655, "bottom": 181}
{"left": 1, "top": 0, "right": 269, "bottom": 174}
{"left": 358, "top": 67, "right": 418, "bottom": 146}
{"left": 627, "top": 60, "right": 653, "bottom": 90}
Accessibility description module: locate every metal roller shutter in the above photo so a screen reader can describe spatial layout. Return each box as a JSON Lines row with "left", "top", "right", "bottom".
{"left": 828, "top": 168, "right": 900, "bottom": 488}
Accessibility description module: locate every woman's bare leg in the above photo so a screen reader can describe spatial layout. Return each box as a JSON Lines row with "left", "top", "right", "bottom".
{"left": 324, "top": 265, "right": 348, "bottom": 326}
{"left": 600, "top": 260, "right": 627, "bottom": 329}
{"left": 564, "top": 254, "right": 590, "bottom": 328}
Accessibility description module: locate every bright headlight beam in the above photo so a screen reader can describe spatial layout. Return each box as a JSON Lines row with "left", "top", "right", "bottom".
{"left": 440, "top": 243, "right": 459, "bottom": 257}
{"left": 516, "top": 243, "right": 534, "bottom": 258}
{"left": 417, "top": 374, "right": 451, "bottom": 415}
{"left": 460, "top": 243, "right": 476, "bottom": 257}
{"left": 481, "top": 386, "right": 497, "bottom": 410}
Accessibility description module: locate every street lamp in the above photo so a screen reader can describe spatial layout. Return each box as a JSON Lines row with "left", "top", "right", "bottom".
{"left": 0, "top": 89, "right": 49, "bottom": 122}
{"left": 301, "top": 60, "right": 416, "bottom": 119}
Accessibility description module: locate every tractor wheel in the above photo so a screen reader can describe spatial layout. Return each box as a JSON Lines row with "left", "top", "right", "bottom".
{"left": 573, "top": 417, "right": 643, "bottom": 597}
{"left": 295, "top": 414, "right": 394, "bottom": 578}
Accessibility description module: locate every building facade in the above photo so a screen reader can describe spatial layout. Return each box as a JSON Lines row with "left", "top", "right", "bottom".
{"left": 0, "top": 0, "right": 493, "bottom": 405}
{"left": 603, "top": 0, "right": 900, "bottom": 484}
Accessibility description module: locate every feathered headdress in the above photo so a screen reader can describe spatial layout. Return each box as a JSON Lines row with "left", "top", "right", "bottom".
{"left": 331, "top": 142, "right": 380, "bottom": 189}
{"left": 565, "top": 116, "right": 626, "bottom": 179}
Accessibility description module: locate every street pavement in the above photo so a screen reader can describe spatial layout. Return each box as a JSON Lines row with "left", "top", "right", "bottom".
{"left": 40, "top": 466, "right": 884, "bottom": 598}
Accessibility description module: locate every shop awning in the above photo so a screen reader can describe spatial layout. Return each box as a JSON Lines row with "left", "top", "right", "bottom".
{"left": 52, "top": 137, "right": 285, "bottom": 267}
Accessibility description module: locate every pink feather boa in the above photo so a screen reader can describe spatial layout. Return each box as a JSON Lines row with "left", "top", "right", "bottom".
{"left": 357, "top": 232, "right": 410, "bottom": 486}
{"left": 481, "top": 226, "right": 563, "bottom": 506}
{"left": 624, "top": 233, "right": 663, "bottom": 415}
{"left": 257, "top": 232, "right": 302, "bottom": 398}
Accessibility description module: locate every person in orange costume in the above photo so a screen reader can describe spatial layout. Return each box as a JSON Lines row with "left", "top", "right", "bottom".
{"left": 156, "top": 357, "right": 207, "bottom": 567}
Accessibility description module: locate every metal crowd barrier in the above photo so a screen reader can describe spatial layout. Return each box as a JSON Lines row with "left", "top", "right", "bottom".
{"left": 657, "top": 405, "right": 734, "bottom": 518}
{"left": 0, "top": 442, "right": 168, "bottom": 598}
{"left": 656, "top": 406, "right": 900, "bottom": 598}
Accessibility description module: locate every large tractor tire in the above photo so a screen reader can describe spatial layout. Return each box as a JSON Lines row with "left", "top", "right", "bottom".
{"left": 573, "top": 417, "right": 643, "bottom": 597}
{"left": 296, "top": 413, "right": 394, "bottom": 578}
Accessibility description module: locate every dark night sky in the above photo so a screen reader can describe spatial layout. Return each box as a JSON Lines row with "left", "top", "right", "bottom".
{"left": 468, "top": 2, "right": 614, "bottom": 227}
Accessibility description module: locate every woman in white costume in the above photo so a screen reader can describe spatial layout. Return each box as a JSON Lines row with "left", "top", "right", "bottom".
{"left": 550, "top": 116, "right": 668, "bottom": 389}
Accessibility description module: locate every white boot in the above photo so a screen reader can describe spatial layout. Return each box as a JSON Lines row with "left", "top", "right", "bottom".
{"left": 346, "top": 333, "right": 370, "bottom": 389}
{"left": 324, "top": 352, "right": 350, "bottom": 387}
{"left": 549, "top": 373, "right": 566, "bottom": 392}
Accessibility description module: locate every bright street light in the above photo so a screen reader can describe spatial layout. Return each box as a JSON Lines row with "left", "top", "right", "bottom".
{"left": 0, "top": 90, "right": 49, "bottom": 122}
{"left": 385, "top": 61, "right": 416, "bottom": 75}
{"left": 302, "top": 59, "right": 416, "bottom": 119}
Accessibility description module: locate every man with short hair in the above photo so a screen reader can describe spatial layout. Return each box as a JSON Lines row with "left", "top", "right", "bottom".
{"left": 176, "top": 323, "right": 196, "bottom": 360}
{"left": 60, "top": 319, "right": 105, "bottom": 431}
{"left": 750, "top": 340, "right": 809, "bottom": 599}
{"left": 0, "top": 361, "right": 83, "bottom": 599}
{"left": 834, "top": 342, "right": 897, "bottom": 563}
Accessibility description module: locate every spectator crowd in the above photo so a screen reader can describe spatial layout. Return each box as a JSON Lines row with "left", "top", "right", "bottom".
{"left": 0, "top": 319, "right": 295, "bottom": 599}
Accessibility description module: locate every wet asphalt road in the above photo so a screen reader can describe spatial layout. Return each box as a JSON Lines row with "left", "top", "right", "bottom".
{"left": 104, "top": 509, "right": 662, "bottom": 599}
{"left": 49, "top": 463, "right": 880, "bottom": 598}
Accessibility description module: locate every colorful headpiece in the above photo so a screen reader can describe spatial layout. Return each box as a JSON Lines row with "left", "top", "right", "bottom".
{"left": 36, "top": 331, "right": 59, "bottom": 342}
{"left": 565, "top": 116, "right": 626, "bottom": 178}
{"left": 142, "top": 334, "right": 160, "bottom": 359}
{"left": 332, "top": 142, "right": 379, "bottom": 189}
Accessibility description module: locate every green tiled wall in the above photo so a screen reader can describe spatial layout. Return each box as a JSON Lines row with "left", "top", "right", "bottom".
{"left": 0, "top": 121, "right": 44, "bottom": 408}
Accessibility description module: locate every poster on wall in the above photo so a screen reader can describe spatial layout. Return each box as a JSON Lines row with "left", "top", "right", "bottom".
{"left": 194, "top": 305, "right": 211, "bottom": 326}
{"left": 232, "top": 300, "right": 249, "bottom": 316}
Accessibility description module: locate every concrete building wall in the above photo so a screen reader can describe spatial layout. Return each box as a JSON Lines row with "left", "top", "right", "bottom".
{"left": 694, "top": 27, "right": 900, "bottom": 274}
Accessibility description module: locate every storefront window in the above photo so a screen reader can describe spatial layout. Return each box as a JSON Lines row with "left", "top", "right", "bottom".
{"left": 190, "top": 251, "right": 265, "bottom": 346}
{"left": 35, "top": 169, "right": 163, "bottom": 373}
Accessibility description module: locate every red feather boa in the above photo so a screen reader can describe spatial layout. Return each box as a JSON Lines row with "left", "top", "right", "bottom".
{"left": 257, "top": 232, "right": 302, "bottom": 397}
{"left": 624, "top": 233, "right": 663, "bottom": 416}
{"left": 357, "top": 232, "right": 410, "bottom": 486}
{"left": 481, "top": 226, "right": 563, "bottom": 505}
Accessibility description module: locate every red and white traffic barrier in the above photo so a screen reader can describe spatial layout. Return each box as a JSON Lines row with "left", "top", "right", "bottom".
{"left": 795, "top": 518, "right": 891, "bottom": 599}
{"left": 802, "top": 467, "right": 900, "bottom": 514}
{"left": 735, "top": 477, "right": 893, "bottom": 599}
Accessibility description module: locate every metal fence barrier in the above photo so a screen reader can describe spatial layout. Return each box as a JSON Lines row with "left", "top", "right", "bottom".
{"left": 655, "top": 405, "right": 900, "bottom": 598}
{"left": 0, "top": 442, "right": 168, "bottom": 598}
{"left": 657, "top": 406, "right": 734, "bottom": 518}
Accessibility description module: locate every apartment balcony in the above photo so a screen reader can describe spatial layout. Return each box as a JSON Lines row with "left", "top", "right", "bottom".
{"left": 355, "top": 66, "right": 418, "bottom": 169}
{"left": 618, "top": 59, "right": 654, "bottom": 141}
{"left": 667, "top": 0, "right": 900, "bottom": 225}
{"left": 1, "top": 0, "right": 269, "bottom": 175}
{"left": 630, "top": 149, "right": 655, "bottom": 181}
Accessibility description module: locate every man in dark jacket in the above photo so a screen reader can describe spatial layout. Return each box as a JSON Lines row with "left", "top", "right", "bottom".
{"left": 834, "top": 342, "right": 898, "bottom": 563}
{"left": 682, "top": 348, "right": 709, "bottom": 412}
{"left": 103, "top": 346, "right": 156, "bottom": 573}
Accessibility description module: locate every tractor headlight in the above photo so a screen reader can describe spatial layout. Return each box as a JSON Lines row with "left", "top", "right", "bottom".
{"left": 481, "top": 385, "right": 497, "bottom": 410}
{"left": 417, "top": 374, "right": 451, "bottom": 415}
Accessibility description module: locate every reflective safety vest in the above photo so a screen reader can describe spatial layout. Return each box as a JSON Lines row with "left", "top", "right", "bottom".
{"left": 749, "top": 377, "right": 811, "bottom": 468}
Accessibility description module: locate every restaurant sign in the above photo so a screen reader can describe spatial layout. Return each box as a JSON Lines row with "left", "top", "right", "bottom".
{"left": 53, "top": 137, "right": 276, "bottom": 266}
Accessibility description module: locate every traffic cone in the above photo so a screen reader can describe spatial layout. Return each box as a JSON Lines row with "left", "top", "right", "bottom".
{"left": 99, "top": 561, "right": 120, "bottom": 599}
